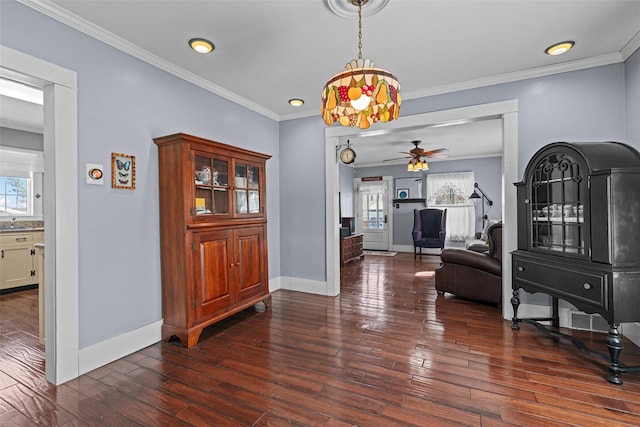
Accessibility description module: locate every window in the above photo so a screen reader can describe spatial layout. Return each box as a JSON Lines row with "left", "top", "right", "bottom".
{"left": 0, "top": 176, "right": 30, "bottom": 215}
{"left": 362, "top": 193, "right": 385, "bottom": 230}
{"left": 426, "top": 172, "right": 475, "bottom": 241}
{"left": 0, "top": 146, "right": 43, "bottom": 218}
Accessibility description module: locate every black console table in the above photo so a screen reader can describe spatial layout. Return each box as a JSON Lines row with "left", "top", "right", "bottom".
{"left": 511, "top": 141, "right": 640, "bottom": 385}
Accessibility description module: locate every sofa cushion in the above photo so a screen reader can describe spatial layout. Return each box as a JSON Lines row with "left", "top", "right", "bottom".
{"left": 465, "top": 240, "right": 489, "bottom": 253}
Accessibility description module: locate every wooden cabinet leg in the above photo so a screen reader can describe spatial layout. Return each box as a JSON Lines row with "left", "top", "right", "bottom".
{"left": 262, "top": 294, "right": 272, "bottom": 308}
{"left": 162, "top": 325, "right": 203, "bottom": 349}
{"left": 606, "top": 325, "right": 624, "bottom": 385}
{"left": 511, "top": 289, "right": 521, "bottom": 330}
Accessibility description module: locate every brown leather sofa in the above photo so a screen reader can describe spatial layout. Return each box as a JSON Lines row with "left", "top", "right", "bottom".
{"left": 435, "top": 222, "right": 502, "bottom": 305}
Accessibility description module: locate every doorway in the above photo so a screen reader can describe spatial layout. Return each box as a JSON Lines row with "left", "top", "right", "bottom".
{"left": 354, "top": 177, "right": 393, "bottom": 251}
{"left": 1, "top": 45, "right": 79, "bottom": 384}
{"left": 325, "top": 100, "right": 518, "bottom": 319}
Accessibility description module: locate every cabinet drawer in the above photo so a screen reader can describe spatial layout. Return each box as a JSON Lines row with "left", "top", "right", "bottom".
{"left": 0, "top": 233, "right": 34, "bottom": 246}
{"left": 513, "top": 257, "right": 608, "bottom": 309}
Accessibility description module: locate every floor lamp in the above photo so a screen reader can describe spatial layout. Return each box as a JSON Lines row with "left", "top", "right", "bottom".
{"left": 469, "top": 182, "right": 493, "bottom": 228}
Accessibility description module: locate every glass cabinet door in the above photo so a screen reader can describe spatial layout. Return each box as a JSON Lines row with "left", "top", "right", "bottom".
{"left": 193, "top": 153, "right": 230, "bottom": 218}
{"left": 212, "top": 159, "right": 229, "bottom": 215}
{"left": 234, "top": 162, "right": 262, "bottom": 216}
{"left": 529, "top": 152, "right": 586, "bottom": 256}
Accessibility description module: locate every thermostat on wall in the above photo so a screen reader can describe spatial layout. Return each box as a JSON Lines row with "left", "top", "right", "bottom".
{"left": 86, "top": 163, "right": 104, "bottom": 185}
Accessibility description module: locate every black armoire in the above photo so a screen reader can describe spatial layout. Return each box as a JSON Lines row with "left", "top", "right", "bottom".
{"left": 511, "top": 141, "right": 640, "bottom": 384}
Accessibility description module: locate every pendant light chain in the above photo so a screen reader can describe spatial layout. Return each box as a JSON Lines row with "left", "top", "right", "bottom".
{"left": 320, "top": 0, "right": 401, "bottom": 128}
{"left": 357, "top": 0, "right": 363, "bottom": 60}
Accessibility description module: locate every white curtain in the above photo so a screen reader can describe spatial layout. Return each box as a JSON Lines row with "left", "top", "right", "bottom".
{"left": 358, "top": 181, "right": 387, "bottom": 195}
{"left": 426, "top": 172, "right": 475, "bottom": 241}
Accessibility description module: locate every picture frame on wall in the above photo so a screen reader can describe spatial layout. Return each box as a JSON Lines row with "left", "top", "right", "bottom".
{"left": 396, "top": 188, "right": 409, "bottom": 199}
{"left": 111, "top": 152, "right": 136, "bottom": 190}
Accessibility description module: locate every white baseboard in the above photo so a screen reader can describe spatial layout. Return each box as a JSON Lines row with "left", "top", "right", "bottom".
{"left": 78, "top": 320, "right": 162, "bottom": 376}
{"left": 268, "top": 276, "right": 281, "bottom": 293}
{"left": 622, "top": 322, "right": 640, "bottom": 348}
{"left": 77, "top": 276, "right": 328, "bottom": 376}
{"left": 514, "top": 303, "right": 572, "bottom": 327}
{"left": 278, "top": 276, "right": 331, "bottom": 296}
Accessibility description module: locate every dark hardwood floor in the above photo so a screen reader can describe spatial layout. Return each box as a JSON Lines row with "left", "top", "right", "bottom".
{"left": 2, "top": 252, "right": 640, "bottom": 426}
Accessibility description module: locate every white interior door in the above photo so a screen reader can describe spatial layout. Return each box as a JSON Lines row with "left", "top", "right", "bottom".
{"left": 355, "top": 177, "right": 392, "bottom": 251}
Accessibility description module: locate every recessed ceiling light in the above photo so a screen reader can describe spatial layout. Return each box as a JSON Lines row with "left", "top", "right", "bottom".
{"left": 189, "top": 38, "right": 214, "bottom": 54}
{"left": 545, "top": 41, "right": 575, "bottom": 56}
{"left": 289, "top": 99, "right": 304, "bottom": 107}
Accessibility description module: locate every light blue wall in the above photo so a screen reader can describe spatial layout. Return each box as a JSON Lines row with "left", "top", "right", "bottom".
{"left": 0, "top": 1, "right": 280, "bottom": 349}
{"left": 354, "top": 156, "right": 502, "bottom": 246}
{"left": 279, "top": 116, "right": 326, "bottom": 281}
{"left": 402, "top": 65, "right": 627, "bottom": 176}
{"left": 280, "top": 63, "right": 628, "bottom": 281}
{"left": 626, "top": 49, "right": 640, "bottom": 146}
{"left": 338, "top": 163, "right": 355, "bottom": 218}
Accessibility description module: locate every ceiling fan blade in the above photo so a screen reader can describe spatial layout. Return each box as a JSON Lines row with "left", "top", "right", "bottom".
{"left": 383, "top": 156, "right": 410, "bottom": 162}
{"left": 424, "top": 148, "right": 448, "bottom": 155}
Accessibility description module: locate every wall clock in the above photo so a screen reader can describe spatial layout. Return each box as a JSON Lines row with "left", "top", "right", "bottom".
{"left": 340, "top": 146, "right": 356, "bottom": 164}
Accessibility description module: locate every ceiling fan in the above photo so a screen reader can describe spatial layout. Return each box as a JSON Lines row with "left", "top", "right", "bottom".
{"left": 383, "top": 140, "right": 448, "bottom": 171}
{"left": 384, "top": 140, "right": 449, "bottom": 162}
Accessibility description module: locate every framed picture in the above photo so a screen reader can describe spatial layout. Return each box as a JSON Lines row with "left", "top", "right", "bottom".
{"left": 396, "top": 188, "right": 409, "bottom": 199}
{"left": 111, "top": 152, "right": 136, "bottom": 190}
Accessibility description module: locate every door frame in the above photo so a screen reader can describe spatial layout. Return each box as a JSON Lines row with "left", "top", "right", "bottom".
{"left": 1, "top": 45, "right": 79, "bottom": 384}
{"left": 325, "top": 100, "right": 518, "bottom": 321}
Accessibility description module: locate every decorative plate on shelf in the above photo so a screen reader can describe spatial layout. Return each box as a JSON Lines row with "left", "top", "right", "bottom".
{"left": 397, "top": 188, "right": 409, "bottom": 199}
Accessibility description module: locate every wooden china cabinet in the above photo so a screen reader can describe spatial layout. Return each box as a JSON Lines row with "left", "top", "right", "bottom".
{"left": 512, "top": 141, "right": 640, "bottom": 384}
{"left": 154, "top": 133, "right": 271, "bottom": 348}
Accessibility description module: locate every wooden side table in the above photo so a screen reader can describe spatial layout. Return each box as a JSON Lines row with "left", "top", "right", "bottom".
{"left": 341, "top": 233, "right": 364, "bottom": 265}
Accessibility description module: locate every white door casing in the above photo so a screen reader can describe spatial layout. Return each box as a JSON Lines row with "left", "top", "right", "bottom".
{"left": 1, "top": 45, "right": 79, "bottom": 385}
{"left": 325, "top": 100, "right": 518, "bottom": 317}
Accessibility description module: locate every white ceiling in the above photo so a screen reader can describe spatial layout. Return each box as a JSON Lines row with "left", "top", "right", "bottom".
{"left": 6, "top": 0, "right": 640, "bottom": 165}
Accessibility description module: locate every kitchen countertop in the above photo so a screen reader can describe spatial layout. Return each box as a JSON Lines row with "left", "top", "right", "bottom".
{"left": 0, "top": 227, "right": 45, "bottom": 233}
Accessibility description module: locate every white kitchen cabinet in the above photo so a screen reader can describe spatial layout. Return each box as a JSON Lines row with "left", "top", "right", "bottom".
{"left": 0, "top": 231, "right": 44, "bottom": 290}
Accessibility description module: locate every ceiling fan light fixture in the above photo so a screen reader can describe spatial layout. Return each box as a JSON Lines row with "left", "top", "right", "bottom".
{"left": 320, "top": 0, "right": 401, "bottom": 129}
{"left": 545, "top": 41, "right": 574, "bottom": 56}
{"left": 189, "top": 38, "right": 214, "bottom": 54}
{"left": 407, "top": 157, "right": 428, "bottom": 172}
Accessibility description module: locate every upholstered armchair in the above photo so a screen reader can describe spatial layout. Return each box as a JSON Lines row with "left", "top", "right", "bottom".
{"left": 434, "top": 222, "right": 502, "bottom": 305}
{"left": 412, "top": 208, "right": 447, "bottom": 258}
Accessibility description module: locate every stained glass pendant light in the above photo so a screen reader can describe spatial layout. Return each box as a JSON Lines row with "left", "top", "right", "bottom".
{"left": 320, "top": 0, "right": 401, "bottom": 129}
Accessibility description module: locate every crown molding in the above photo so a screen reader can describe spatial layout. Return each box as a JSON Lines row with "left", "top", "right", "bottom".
{"left": 17, "top": 0, "right": 279, "bottom": 121}
{"left": 403, "top": 53, "right": 624, "bottom": 101}
{"left": 621, "top": 29, "right": 640, "bottom": 60}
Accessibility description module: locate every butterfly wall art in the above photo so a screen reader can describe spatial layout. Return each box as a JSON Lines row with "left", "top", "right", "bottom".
{"left": 111, "top": 152, "right": 136, "bottom": 189}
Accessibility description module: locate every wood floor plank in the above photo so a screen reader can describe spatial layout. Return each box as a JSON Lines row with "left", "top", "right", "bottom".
{"left": 1, "top": 253, "right": 640, "bottom": 425}
{"left": 0, "top": 383, "right": 75, "bottom": 425}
